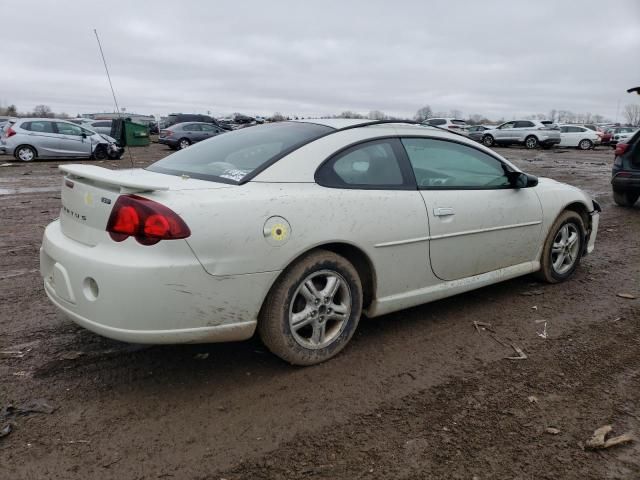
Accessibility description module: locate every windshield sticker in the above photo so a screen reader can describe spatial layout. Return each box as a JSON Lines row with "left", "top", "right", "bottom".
{"left": 219, "top": 169, "right": 249, "bottom": 181}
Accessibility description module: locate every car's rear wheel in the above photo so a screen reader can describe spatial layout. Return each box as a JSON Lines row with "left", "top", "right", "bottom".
{"left": 613, "top": 190, "right": 639, "bottom": 207}
{"left": 15, "top": 145, "right": 36, "bottom": 162}
{"left": 482, "top": 135, "right": 494, "bottom": 147}
{"left": 178, "top": 138, "right": 191, "bottom": 149}
{"left": 535, "top": 210, "right": 585, "bottom": 283}
{"left": 578, "top": 139, "right": 593, "bottom": 150}
{"left": 259, "top": 250, "right": 363, "bottom": 366}
{"left": 524, "top": 136, "right": 538, "bottom": 149}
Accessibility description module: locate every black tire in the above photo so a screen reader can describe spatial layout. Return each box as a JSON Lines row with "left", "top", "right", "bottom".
{"left": 178, "top": 138, "right": 191, "bottom": 150}
{"left": 524, "top": 136, "right": 538, "bottom": 149}
{"left": 258, "top": 250, "right": 363, "bottom": 366}
{"left": 535, "top": 210, "right": 585, "bottom": 284}
{"left": 14, "top": 145, "right": 36, "bottom": 162}
{"left": 92, "top": 145, "right": 108, "bottom": 160}
{"left": 108, "top": 150, "right": 123, "bottom": 160}
{"left": 613, "top": 190, "right": 639, "bottom": 207}
{"left": 482, "top": 135, "right": 494, "bottom": 147}
{"left": 578, "top": 139, "right": 593, "bottom": 150}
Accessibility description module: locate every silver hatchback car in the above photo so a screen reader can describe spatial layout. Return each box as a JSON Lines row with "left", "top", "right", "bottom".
{"left": 0, "top": 118, "right": 123, "bottom": 161}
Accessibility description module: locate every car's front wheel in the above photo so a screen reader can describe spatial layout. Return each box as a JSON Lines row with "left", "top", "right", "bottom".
{"left": 92, "top": 145, "right": 108, "bottom": 160}
{"left": 259, "top": 250, "right": 363, "bottom": 366}
{"left": 178, "top": 138, "right": 191, "bottom": 149}
{"left": 613, "top": 190, "right": 639, "bottom": 207}
{"left": 535, "top": 210, "right": 585, "bottom": 283}
{"left": 15, "top": 145, "right": 36, "bottom": 162}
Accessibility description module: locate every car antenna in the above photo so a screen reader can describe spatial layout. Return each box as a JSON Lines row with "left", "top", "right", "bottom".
{"left": 93, "top": 29, "right": 134, "bottom": 168}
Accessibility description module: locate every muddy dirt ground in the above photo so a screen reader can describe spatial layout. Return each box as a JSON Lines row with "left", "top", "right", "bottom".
{"left": 1, "top": 140, "right": 638, "bottom": 479}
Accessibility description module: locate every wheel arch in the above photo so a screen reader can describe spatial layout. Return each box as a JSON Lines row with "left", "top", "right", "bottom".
{"left": 14, "top": 144, "right": 38, "bottom": 159}
{"left": 561, "top": 201, "right": 593, "bottom": 256}
{"left": 261, "top": 242, "right": 377, "bottom": 313}
{"left": 563, "top": 201, "right": 590, "bottom": 227}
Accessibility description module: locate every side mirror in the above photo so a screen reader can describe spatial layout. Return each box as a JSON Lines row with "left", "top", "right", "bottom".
{"left": 81, "top": 132, "right": 87, "bottom": 138}
{"left": 508, "top": 171, "right": 538, "bottom": 189}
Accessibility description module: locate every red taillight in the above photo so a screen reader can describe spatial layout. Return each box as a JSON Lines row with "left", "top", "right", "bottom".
{"left": 106, "top": 195, "right": 190, "bottom": 245}
{"left": 160, "top": 129, "right": 172, "bottom": 137}
{"left": 448, "top": 125, "right": 460, "bottom": 129}
{"left": 615, "top": 143, "right": 629, "bottom": 156}
{"left": 6, "top": 127, "right": 16, "bottom": 137}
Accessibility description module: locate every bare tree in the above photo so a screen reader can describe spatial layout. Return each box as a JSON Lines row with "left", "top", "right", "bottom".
{"left": 2, "top": 104, "right": 18, "bottom": 116}
{"left": 270, "top": 112, "right": 285, "bottom": 122}
{"left": 33, "top": 104, "right": 53, "bottom": 117}
{"left": 449, "top": 109, "right": 463, "bottom": 119}
{"left": 548, "top": 109, "right": 557, "bottom": 123}
{"left": 338, "top": 111, "right": 364, "bottom": 119}
{"left": 414, "top": 105, "right": 433, "bottom": 122}
{"left": 368, "top": 110, "right": 386, "bottom": 120}
{"left": 623, "top": 104, "right": 640, "bottom": 126}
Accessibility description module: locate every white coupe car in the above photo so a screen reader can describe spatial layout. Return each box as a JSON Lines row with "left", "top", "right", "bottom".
{"left": 41, "top": 120, "right": 600, "bottom": 365}
{"left": 558, "top": 125, "right": 600, "bottom": 150}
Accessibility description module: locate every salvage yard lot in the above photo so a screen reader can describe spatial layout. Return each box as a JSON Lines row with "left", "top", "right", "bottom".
{"left": 1, "top": 143, "right": 639, "bottom": 479}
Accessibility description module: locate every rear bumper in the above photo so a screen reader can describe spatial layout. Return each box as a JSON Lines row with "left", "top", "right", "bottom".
{"left": 158, "top": 138, "right": 178, "bottom": 147}
{"left": 40, "top": 220, "right": 279, "bottom": 344}
{"left": 611, "top": 173, "right": 640, "bottom": 191}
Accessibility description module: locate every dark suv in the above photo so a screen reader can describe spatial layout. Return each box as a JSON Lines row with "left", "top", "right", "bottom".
{"left": 612, "top": 130, "right": 640, "bottom": 207}
{"left": 163, "top": 113, "right": 232, "bottom": 131}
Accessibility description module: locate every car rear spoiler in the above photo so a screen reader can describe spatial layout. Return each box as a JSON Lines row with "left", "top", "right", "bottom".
{"left": 59, "top": 164, "right": 169, "bottom": 193}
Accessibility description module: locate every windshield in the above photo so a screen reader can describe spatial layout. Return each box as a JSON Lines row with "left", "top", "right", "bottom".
{"left": 147, "top": 122, "right": 334, "bottom": 184}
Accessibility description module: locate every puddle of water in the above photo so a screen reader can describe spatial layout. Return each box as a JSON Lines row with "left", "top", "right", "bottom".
{"left": 0, "top": 186, "right": 59, "bottom": 195}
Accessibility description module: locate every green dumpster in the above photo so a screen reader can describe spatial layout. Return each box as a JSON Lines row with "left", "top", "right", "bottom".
{"left": 109, "top": 118, "right": 150, "bottom": 147}
{"left": 124, "top": 120, "right": 150, "bottom": 147}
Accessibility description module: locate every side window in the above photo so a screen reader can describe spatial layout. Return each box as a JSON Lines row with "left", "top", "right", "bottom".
{"left": 514, "top": 121, "right": 534, "bottom": 128}
{"left": 184, "top": 124, "right": 202, "bottom": 131}
{"left": 560, "top": 126, "right": 569, "bottom": 133}
{"left": 56, "top": 122, "right": 83, "bottom": 136}
{"left": 24, "top": 121, "right": 55, "bottom": 133}
{"left": 402, "top": 138, "right": 510, "bottom": 189}
{"left": 499, "top": 122, "right": 516, "bottom": 130}
{"left": 427, "top": 119, "right": 446, "bottom": 126}
{"left": 201, "top": 124, "right": 215, "bottom": 132}
{"left": 316, "top": 139, "right": 409, "bottom": 189}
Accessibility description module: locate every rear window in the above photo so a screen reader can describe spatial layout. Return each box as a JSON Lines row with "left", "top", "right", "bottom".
{"left": 147, "top": 122, "right": 333, "bottom": 184}
{"left": 451, "top": 120, "right": 467, "bottom": 126}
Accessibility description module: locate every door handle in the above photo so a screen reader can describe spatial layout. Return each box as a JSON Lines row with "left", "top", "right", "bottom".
{"left": 433, "top": 207, "right": 455, "bottom": 217}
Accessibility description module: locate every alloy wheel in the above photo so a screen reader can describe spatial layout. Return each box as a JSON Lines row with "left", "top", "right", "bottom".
{"left": 551, "top": 223, "right": 580, "bottom": 275}
{"left": 288, "top": 270, "right": 351, "bottom": 350}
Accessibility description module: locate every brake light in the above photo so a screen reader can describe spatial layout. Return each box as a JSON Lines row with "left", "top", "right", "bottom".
{"left": 106, "top": 194, "right": 190, "bottom": 245}
{"left": 614, "top": 143, "right": 629, "bottom": 156}
{"left": 6, "top": 127, "right": 16, "bottom": 137}
{"left": 160, "top": 130, "right": 172, "bottom": 137}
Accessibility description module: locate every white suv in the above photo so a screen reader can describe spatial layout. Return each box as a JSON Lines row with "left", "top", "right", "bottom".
{"left": 422, "top": 118, "right": 469, "bottom": 135}
{"left": 481, "top": 120, "right": 561, "bottom": 149}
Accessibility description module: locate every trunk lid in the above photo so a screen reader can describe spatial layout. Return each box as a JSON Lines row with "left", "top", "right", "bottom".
{"left": 59, "top": 165, "right": 231, "bottom": 246}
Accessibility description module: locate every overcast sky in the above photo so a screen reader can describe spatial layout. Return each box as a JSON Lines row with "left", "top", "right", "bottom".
{"left": 2, "top": 0, "right": 639, "bottom": 120}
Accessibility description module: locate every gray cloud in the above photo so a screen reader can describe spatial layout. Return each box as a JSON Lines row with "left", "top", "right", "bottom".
{"left": 2, "top": 0, "right": 639, "bottom": 120}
